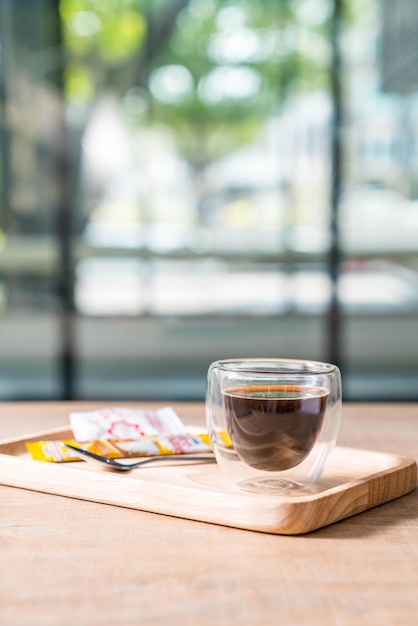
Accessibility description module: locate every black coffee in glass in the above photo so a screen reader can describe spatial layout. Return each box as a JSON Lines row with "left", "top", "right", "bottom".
{"left": 223, "top": 385, "right": 329, "bottom": 471}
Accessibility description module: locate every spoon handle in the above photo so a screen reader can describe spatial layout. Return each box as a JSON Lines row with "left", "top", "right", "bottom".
{"left": 64, "top": 443, "right": 215, "bottom": 470}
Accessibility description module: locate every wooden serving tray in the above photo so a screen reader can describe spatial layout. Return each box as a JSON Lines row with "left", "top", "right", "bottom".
{"left": 0, "top": 425, "right": 416, "bottom": 535}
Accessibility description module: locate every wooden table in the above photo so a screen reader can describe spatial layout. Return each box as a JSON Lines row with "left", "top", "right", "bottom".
{"left": 0, "top": 401, "right": 417, "bottom": 625}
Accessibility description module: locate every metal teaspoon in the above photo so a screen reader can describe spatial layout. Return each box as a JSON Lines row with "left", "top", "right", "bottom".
{"left": 64, "top": 443, "right": 216, "bottom": 472}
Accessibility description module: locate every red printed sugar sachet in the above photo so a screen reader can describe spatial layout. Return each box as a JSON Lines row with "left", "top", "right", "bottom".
{"left": 69, "top": 406, "right": 188, "bottom": 442}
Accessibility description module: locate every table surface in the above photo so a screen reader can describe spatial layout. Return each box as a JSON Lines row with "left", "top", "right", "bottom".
{"left": 0, "top": 401, "right": 417, "bottom": 626}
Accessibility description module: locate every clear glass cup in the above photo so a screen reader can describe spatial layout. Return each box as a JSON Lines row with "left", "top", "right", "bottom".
{"left": 206, "top": 358, "right": 342, "bottom": 494}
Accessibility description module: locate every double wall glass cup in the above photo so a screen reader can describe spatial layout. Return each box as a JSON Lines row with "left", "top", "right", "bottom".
{"left": 206, "top": 358, "right": 342, "bottom": 494}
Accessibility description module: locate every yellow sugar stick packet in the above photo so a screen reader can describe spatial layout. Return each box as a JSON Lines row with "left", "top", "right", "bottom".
{"left": 25, "top": 432, "right": 215, "bottom": 463}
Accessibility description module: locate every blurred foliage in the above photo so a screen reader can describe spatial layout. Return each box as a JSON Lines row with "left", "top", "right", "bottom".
{"left": 60, "top": 0, "right": 146, "bottom": 61}
{"left": 60, "top": 0, "right": 333, "bottom": 165}
{"left": 60, "top": 0, "right": 147, "bottom": 102}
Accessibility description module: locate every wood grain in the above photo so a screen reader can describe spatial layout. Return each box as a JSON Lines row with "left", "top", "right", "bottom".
{"left": 1, "top": 402, "right": 418, "bottom": 626}
{"left": 0, "top": 425, "right": 415, "bottom": 535}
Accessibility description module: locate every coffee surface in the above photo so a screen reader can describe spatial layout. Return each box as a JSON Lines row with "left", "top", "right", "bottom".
{"left": 223, "top": 385, "right": 328, "bottom": 471}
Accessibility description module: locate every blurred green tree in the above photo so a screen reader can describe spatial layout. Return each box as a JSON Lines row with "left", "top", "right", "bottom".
{"left": 60, "top": 0, "right": 332, "bottom": 169}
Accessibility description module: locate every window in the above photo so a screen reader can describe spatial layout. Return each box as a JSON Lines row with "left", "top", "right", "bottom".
{"left": 1, "top": 0, "right": 417, "bottom": 401}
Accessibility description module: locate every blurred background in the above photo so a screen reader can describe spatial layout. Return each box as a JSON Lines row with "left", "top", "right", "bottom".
{"left": 0, "top": 0, "right": 417, "bottom": 401}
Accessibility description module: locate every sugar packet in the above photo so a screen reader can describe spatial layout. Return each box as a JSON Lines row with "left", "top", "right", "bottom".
{"left": 26, "top": 432, "right": 213, "bottom": 463}
{"left": 69, "top": 406, "right": 187, "bottom": 442}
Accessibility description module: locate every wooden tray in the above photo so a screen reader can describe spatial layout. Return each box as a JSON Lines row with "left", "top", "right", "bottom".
{"left": 0, "top": 425, "right": 416, "bottom": 535}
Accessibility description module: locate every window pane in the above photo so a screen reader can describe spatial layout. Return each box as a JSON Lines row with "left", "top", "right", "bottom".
{"left": 339, "top": 0, "right": 418, "bottom": 399}
{"left": 1, "top": 0, "right": 418, "bottom": 400}
{"left": 0, "top": 0, "right": 66, "bottom": 398}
